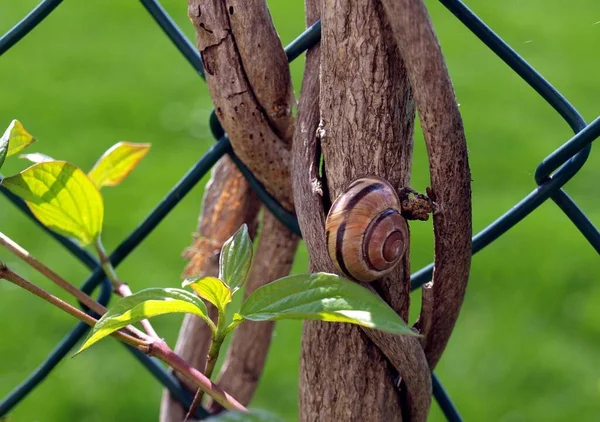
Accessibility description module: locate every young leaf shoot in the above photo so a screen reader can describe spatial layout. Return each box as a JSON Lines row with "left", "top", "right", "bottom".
{"left": 88, "top": 141, "right": 150, "bottom": 189}
{"left": 182, "top": 276, "right": 232, "bottom": 314}
{"left": 0, "top": 120, "right": 36, "bottom": 170}
{"left": 219, "top": 224, "right": 253, "bottom": 295}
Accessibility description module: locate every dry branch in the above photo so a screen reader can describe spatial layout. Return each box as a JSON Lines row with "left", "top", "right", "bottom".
{"left": 188, "top": 0, "right": 294, "bottom": 210}
{"left": 188, "top": 0, "right": 300, "bottom": 410}
{"left": 381, "top": 0, "right": 472, "bottom": 370}
{"left": 225, "top": 0, "right": 295, "bottom": 143}
{"left": 160, "top": 156, "right": 260, "bottom": 422}
{"left": 295, "top": 1, "right": 431, "bottom": 421}
{"left": 163, "top": 1, "right": 298, "bottom": 419}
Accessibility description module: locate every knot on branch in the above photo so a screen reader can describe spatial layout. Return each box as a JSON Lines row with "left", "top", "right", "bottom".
{"left": 398, "top": 187, "right": 438, "bottom": 221}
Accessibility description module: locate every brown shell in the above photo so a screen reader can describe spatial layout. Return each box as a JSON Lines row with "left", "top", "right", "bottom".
{"left": 325, "top": 176, "right": 409, "bottom": 282}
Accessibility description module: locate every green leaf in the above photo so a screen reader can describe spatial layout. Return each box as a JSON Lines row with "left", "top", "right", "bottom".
{"left": 219, "top": 224, "right": 253, "bottom": 295}
{"left": 0, "top": 134, "right": 6, "bottom": 171}
{"left": 240, "top": 273, "right": 418, "bottom": 336}
{"left": 206, "top": 410, "right": 285, "bottom": 422}
{"left": 1, "top": 161, "right": 103, "bottom": 246}
{"left": 0, "top": 120, "right": 36, "bottom": 170}
{"left": 2, "top": 119, "right": 36, "bottom": 157}
{"left": 182, "top": 276, "right": 232, "bottom": 312}
{"left": 88, "top": 141, "right": 150, "bottom": 188}
{"left": 19, "top": 152, "right": 55, "bottom": 164}
{"left": 76, "top": 288, "right": 210, "bottom": 355}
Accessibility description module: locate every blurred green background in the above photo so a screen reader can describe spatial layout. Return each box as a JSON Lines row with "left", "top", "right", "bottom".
{"left": 1, "top": 1, "right": 599, "bottom": 421}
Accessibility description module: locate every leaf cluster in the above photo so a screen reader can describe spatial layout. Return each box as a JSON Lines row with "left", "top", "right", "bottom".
{"left": 1, "top": 120, "right": 149, "bottom": 246}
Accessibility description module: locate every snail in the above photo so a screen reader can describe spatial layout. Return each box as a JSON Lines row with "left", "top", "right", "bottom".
{"left": 325, "top": 176, "right": 409, "bottom": 282}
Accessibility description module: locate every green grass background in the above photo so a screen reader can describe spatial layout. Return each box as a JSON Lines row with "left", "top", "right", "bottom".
{"left": 1, "top": 1, "right": 599, "bottom": 421}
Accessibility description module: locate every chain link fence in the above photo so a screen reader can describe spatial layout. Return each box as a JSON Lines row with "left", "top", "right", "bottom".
{"left": 0, "top": 0, "right": 598, "bottom": 420}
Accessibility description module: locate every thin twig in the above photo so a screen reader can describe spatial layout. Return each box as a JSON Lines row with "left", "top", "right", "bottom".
{"left": 0, "top": 232, "right": 106, "bottom": 315}
{"left": 95, "top": 239, "right": 160, "bottom": 339}
{"left": 0, "top": 263, "right": 247, "bottom": 412}
{"left": 0, "top": 264, "right": 142, "bottom": 348}
{"left": 0, "top": 231, "right": 148, "bottom": 341}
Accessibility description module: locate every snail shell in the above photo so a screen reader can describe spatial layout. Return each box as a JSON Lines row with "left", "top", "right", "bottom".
{"left": 325, "top": 176, "right": 409, "bottom": 282}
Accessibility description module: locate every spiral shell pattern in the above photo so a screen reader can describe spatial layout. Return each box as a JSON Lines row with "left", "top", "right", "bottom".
{"left": 325, "top": 177, "right": 409, "bottom": 282}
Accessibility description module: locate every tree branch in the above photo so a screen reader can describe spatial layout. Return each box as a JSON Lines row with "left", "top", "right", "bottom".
{"left": 296, "top": 1, "right": 432, "bottom": 420}
{"left": 225, "top": 0, "right": 295, "bottom": 143}
{"left": 188, "top": 0, "right": 294, "bottom": 210}
{"left": 381, "top": 0, "right": 472, "bottom": 369}
{"left": 175, "top": 1, "right": 298, "bottom": 419}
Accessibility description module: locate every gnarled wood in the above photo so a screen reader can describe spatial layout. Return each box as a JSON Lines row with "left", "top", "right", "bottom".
{"left": 165, "top": 2, "right": 297, "bottom": 420}
{"left": 296, "top": 1, "right": 431, "bottom": 421}
{"left": 226, "top": 0, "right": 295, "bottom": 143}
{"left": 160, "top": 156, "right": 260, "bottom": 422}
{"left": 381, "top": 0, "right": 472, "bottom": 369}
{"left": 188, "top": 0, "right": 294, "bottom": 210}
{"left": 208, "top": 211, "right": 299, "bottom": 413}
{"left": 290, "top": 0, "right": 327, "bottom": 272}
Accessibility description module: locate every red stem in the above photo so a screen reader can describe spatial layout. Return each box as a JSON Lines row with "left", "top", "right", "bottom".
{"left": 150, "top": 340, "right": 248, "bottom": 413}
{"left": 0, "top": 263, "right": 247, "bottom": 413}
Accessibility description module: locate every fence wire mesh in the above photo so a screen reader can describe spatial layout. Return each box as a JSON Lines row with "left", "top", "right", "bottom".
{"left": 0, "top": 0, "right": 598, "bottom": 421}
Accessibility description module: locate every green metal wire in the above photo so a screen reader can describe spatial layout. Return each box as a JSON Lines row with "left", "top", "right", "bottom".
{"left": 0, "top": 0, "right": 597, "bottom": 421}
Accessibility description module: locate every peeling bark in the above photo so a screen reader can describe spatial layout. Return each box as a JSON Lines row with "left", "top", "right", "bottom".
{"left": 381, "top": 0, "right": 472, "bottom": 369}
{"left": 160, "top": 156, "right": 260, "bottom": 422}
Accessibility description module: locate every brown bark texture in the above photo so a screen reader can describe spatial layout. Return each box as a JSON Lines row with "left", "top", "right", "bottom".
{"left": 189, "top": 0, "right": 295, "bottom": 210}
{"left": 160, "top": 156, "right": 260, "bottom": 422}
{"left": 161, "top": 1, "right": 299, "bottom": 420}
{"left": 381, "top": 0, "right": 472, "bottom": 370}
{"left": 295, "top": 1, "right": 432, "bottom": 421}
{"left": 168, "top": 0, "right": 471, "bottom": 420}
{"left": 225, "top": 0, "right": 295, "bottom": 143}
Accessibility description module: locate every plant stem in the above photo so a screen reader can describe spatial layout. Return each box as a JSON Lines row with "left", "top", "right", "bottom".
{"left": 0, "top": 231, "right": 107, "bottom": 315}
{"left": 185, "top": 313, "right": 228, "bottom": 421}
{"left": 0, "top": 264, "right": 143, "bottom": 349}
{"left": 223, "top": 318, "right": 244, "bottom": 338}
{"left": 0, "top": 231, "right": 148, "bottom": 341}
{"left": 94, "top": 238, "right": 159, "bottom": 339}
{"left": 204, "top": 334, "right": 225, "bottom": 381}
{"left": 150, "top": 340, "right": 247, "bottom": 414}
{"left": 0, "top": 263, "right": 247, "bottom": 413}
{"left": 94, "top": 238, "right": 128, "bottom": 296}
